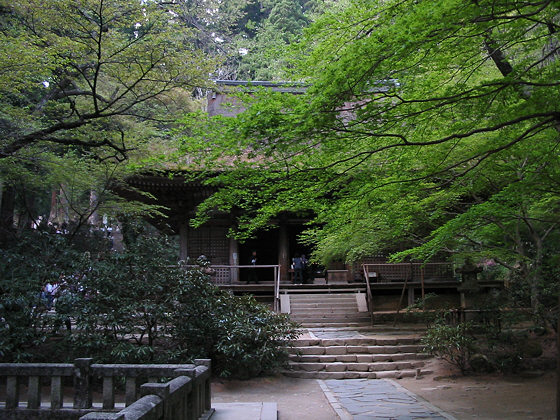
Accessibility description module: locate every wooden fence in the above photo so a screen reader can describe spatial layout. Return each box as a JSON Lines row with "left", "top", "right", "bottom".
{"left": 363, "top": 262, "right": 456, "bottom": 283}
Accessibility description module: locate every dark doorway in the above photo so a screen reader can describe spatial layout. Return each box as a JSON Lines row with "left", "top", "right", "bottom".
{"left": 238, "top": 224, "right": 316, "bottom": 283}
{"left": 287, "top": 224, "right": 313, "bottom": 260}
{"left": 239, "top": 229, "right": 279, "bottom": 282}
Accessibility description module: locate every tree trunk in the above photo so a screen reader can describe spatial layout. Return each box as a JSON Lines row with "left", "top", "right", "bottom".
{"left": 0, "top": 184, "right": 15, "bottom": 231}
{"left": 529, "top": 232, "right": 544, "bottom": 320}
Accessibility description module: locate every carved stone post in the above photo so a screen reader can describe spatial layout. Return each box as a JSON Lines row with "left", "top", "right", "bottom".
{"left": 73, "top": 358, "right": 93, "bottom": 409}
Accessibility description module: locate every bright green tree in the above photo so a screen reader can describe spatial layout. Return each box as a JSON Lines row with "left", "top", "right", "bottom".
{"left": 0, "top": 0, "right": 215, "bottom": 230}
{"left": 182, "top": 0, "right": 560, "bottom": 316}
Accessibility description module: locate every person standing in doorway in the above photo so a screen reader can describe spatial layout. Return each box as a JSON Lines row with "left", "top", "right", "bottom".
{"left": 301, "top": 254, "right": 309, "bottom": 284}
{"left": 293, "top": 254, "right": 304, "bottom": 284}
{"left": 248, "top": 250, "right": 259, "bottom": 284}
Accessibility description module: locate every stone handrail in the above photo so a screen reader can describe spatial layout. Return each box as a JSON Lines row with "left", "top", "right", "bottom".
{"left": 0, "top": 359, "right": 212, "bottom": 420}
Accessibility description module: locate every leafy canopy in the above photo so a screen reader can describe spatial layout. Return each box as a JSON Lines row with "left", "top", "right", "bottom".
{"left": 0, "top": 0, "right": 216, "bottom": 229}
{"left": 182, "top": 0, "right": 560, "bottom": 268}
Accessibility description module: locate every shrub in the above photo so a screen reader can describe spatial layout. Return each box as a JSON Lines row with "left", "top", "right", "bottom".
{"left": 170, "top": 266, "right": 299, "bottom": 377}
{"left": 1, "top": 225, "right": 299, "bottom": 377}
{"left": 62, "top": 233, "right": 181, "bottom": 363}
{"left": 0, "top": 227, "right": 101, "bottom": 361}
{"left": 422, "top": 317, "right": 476, "bottom": 374}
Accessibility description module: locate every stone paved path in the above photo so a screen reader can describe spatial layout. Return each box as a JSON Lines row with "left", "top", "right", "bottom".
{"left": 320, "top": 378, "right": 455, "bottom": 420}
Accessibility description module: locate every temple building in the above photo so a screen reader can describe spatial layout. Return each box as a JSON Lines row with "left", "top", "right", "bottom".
{"left": 122, "top": 81, "right": 491, "bottom": 318}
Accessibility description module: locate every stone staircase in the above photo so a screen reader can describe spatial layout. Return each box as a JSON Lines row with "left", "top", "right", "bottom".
{"left": 287, "top": 293, "right": 371, "bottom": 327}
{"left": 282, "top": 335, "right": 432, "bottom": 379}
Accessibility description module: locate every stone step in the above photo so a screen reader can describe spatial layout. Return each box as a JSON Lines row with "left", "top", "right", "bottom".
{"left": 287, "top": 360, "right": 425, "bottom": 372}
{"left": 287, "top": 345, "right": 423, "bottom": 355}
{"left": 288, "top": 293, "right": 368, "bottom": 325}
{"left": 299, "top": 322, "right": 372, "bottom": 328}
{"left": 290, "top": 300, "right": 358, "bottom": 305}
{"left": 292, "top": 337, "right": 421, "bottom": 346}
{"left": 291, "top": 311, "right": 365, "bottom": 316}
{"left": 289, "top": 295, "right": 358, "bottom": 301}
{"left": 291, "top": 309, "right": 361, "bottom": 315}
{"left": 291, "top": 302, "right": 359, "bottom": 309}
{"left": 290, "top": 317, "right": 371, "bottom": 323}
{"left": 290, "top": 304, "right": 359, "bottom": 309}
{"left": 281, "top": 369, "right": 431, "bottom": 380}
{"left": 291, "top": 305, "right": 360, "bottom": 310}
{"left": 289, "top": 293, "right": 356, "bottom": 302}
{"left": 290, "top": 307, "right": 361, "bottom": 313}
{"left": 290, "top": 314, "right": 369, "bottom": 319}
{"left": 288, "top": 353, "right": 430, "bottom": 363}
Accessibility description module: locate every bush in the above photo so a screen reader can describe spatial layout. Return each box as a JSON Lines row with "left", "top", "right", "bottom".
{"left": 1, "top": 225, "right": 299, "bottom": 378}
{"left": 170, "top": 265, "right": 299, "bottom": 377}
{"left": 422, "top": 317, "right": 475, "bottom": 374}
{"left": 62, "top": 234, "right": 181, "bottom": 363}
{"left": 0, "top": 227, "right": 103, "bottom": 361}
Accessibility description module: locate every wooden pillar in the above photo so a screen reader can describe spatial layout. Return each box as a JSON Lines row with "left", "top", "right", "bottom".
{"left": 408, "top": 285, "right": 415, "bottom": 306}
{"left": 179, "top": 220, "right": 188, "bottom": 262}
{"left": 229, "top": 236, "right": 239, "bottom": 283}
{"left": 48, "top": 188, "right": 58, "bottom": 224}
{"left": 278, "top": 224, "right": 289, "bottom": 282}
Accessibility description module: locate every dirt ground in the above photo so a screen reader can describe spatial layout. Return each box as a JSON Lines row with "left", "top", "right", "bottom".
{"left": 212, "top": 362, "right": 557, "bottom": 420}
{"left": 399, "top": 358, "right": 556, "bottom": 420}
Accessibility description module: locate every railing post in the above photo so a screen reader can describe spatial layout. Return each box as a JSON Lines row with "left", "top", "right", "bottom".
{"left": 102, "top": 376, "right": 115, "bottom": 409}
{"left": 140, "top": 382, "right": 170, "bottom": 419}
{"left": 195, "top": 359, "right": 212, "bottom": 412}
{"left": 73, "top": 358, "right": 93, "bottom": 409}
{"left": 125, "top": 376, "right": 137, "bottom": 406}
{"left": 51, "top": 376, "right": 63, "bottom": 409}
{"left": 274, "top": 266, "right": 278, "bottom": 312}
{"left": 6, "top": 376, "right": 19, "bottom": 409}
{"left": 28, "top": 375, "right": 41, "bottom": 409}
{"left": 182, "top": 368, "right": 199, "bottom": 420}
{"left": 174, "top": 369, "right": 194, "bottom": 420}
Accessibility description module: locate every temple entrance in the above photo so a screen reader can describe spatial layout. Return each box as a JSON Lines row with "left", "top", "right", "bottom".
{"left": 239, "top": 229, "right": 279, "bottom": 282}
{"left": 238, "top": 224, "right": 314, "bottom": 283}
{"left": 287, "top": 224, "right": 313, "bottom": 261}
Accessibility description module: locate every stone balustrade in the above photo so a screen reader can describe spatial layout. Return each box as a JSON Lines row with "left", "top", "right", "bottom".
{"left": 0, "top": 359, "right": 212, "bottom": 420}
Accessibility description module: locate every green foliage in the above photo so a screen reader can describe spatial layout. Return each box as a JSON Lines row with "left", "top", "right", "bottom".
{"left": 171, "top": 265, "right": 299, "bottom": 377}
{"left": 422, "top": 318, "right": 476, "bottom": 374}
{"left": 182, "top": 0, "right": 560, "bottom": 317}
{"left": 64, "top": 232, "right": 180, "bottom": 362}
{"left": 0, "top": 0, "right": 214, "bottom": 236}
{"left": 0, "top": 226, "right": 110, "bottom": 361}
{"left": 0, "top": 226, "right": 298, "bottom": 378}
{"left": 1, "top": 0, "right": 213, "bottom": 160}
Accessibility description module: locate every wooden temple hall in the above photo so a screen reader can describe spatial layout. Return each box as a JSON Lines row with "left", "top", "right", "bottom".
{"left": 124, "top": 81, "right": 490, "bottom": 321}
{"left": 126, "top": 81, "right": 316, "bottom": 286}
{"left": 126, "top": 172, "right": 314, "bottom": 285}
